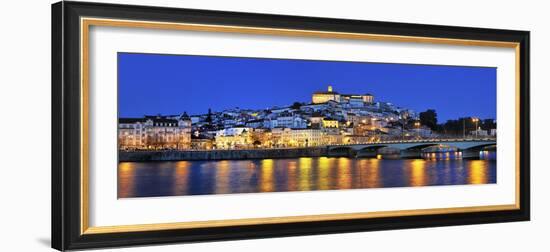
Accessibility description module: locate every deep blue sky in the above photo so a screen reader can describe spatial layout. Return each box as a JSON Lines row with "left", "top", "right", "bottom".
{"left": 118, "top": 53, "right": 496, "bottom": 122}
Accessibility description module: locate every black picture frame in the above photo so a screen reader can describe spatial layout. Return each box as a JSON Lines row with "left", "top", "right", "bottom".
{"left": 52, "top": 1, "right": 530, "bottom": 251}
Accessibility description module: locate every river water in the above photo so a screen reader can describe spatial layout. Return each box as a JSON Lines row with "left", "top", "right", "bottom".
{"left": 118, "top": 152, "right": 496, "bottom": 198}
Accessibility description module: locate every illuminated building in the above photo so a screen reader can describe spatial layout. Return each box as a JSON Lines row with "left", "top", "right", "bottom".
{"left": 322, "top": 118, "right": 339, "bottom": 128}
{"left": 271, "top": 128, "right": 292, "bottom": 147}
{"left": 250, "top": 128, "right": 273, "bottom": 148}
{"left": 271, "top": 128, "right": 337, "bottom": 147}
{"left": 270, "top": 113, "right": 308, "bottom": 129}
{"left": 215, "top": 127, "right": 251, "bottom": 137}
{"left": 353, "top": 122, "right": 374, "bottom": 136}
{"left": 307, "top": 113, "right": 324, "bottom": 129}
{"left": 214, "top": 127, "right": 253, "bottom": 149}
{"left": 245, "top": 119, "right": 264, "bottom": 128}
{"left": 213, "top": 127, "right": 272, "bottom": 149}
{"left": 191, "top": 135, "right": 214, "bottom": 150}
{"left": 215, "top": 134, "right": 251, "bottom": 149}
{"left": 322, "top": 130, "right": 343, "bottom": 145}
{"left": 289, "top": 129, "right": 324, "bottom": 147}
{"left": 312, "top": 85, "right": 374, "bottom": 104}
{"left": 118, "top": 114, "right": 192, "bottom": 150}
{"left": 312, "top": 85, "right": 341, "bottom": 104}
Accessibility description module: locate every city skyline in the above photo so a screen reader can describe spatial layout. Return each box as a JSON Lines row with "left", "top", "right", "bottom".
{"left": 118, "top": 52, "right": 496, "bottom": 122}
{"left": 118, "top": 52, "right": 498, "bottom": 198}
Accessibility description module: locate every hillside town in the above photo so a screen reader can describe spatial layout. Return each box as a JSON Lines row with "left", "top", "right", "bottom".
{"left": 118, "top": 85, "right": 493, "bottom": 150}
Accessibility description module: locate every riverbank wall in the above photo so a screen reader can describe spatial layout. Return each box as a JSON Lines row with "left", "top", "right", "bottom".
{"left": 119, "top": 147, "right": 329, "bottom": 162}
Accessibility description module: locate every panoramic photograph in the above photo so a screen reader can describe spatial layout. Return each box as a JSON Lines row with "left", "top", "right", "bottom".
{"left": 117, "top": 52, "right": 497, "bottom": 198}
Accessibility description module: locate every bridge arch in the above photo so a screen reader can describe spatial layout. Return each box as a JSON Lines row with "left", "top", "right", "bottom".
{"left": 327, "top": 146, "right": 355, "bottom": 157}
{"left": 354, "top": 145, "right": 390, "bottom": 158}
{"left": 402, "top": 143, "right": 443, "bottom": 151}
{"left": 461, "top": 143, "right": 497, "bottom": 151}
{"left": 357, "top": 145, "right": 389, "bottom": 152}
{"left": 460, "top": 143, "right": 497, "bottom": 159}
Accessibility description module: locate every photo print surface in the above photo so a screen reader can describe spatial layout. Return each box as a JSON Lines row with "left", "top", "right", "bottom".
{"left": 117, "top": 52, "right": 497, "bottom": 198}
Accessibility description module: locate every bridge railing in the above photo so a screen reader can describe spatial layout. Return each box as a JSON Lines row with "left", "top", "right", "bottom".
{"left": 329, "top": 137, "right": 496, "bottom": 147}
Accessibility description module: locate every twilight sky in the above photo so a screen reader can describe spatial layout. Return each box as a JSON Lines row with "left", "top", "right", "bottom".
{"left": 118, "top": 52, "right": 496, "bottom": 122}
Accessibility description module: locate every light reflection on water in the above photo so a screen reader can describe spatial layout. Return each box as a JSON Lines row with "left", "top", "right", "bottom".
{"left": 410, "top": 159, "right": 427, "bottom": 187}
{"left": 118, "top": 153, "right": 497, "bottom": 198}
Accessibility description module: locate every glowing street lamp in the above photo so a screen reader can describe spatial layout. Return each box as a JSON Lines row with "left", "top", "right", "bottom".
{"left": 371, "top": 118, "right": 379, "bottom": 140}
{"left": 414, "top": 121, "right": 420, "bottom": 139}
{"left": 472, "top": 117, "right": 479, "bottom": 138}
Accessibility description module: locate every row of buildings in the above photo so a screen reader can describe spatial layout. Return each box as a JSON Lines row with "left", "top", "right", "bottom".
{"left": 119, "top": 85, "right": 434, "bottom": 150}
{"left": 118, "top": 115, "right": 193, "bottom": 150}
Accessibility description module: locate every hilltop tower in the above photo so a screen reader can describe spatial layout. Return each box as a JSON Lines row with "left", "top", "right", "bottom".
{"left": 312, "top": 85, "right": 341, "bottom": 104}
{"left": 312, "top": 85, "right": 374, "bottom": 105}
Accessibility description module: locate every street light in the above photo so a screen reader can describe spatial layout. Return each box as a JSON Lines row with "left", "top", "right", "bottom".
{"left": 370, "top": 118, "right": 379, "bottom": 142}
{"left": 462, "top": 119, "right": 466, "bottom": 139}
{"left": 414, "top": 121, "right": 420, "bottom": 139}
{"left": 399, "top": 116, "right": 406, "bottom": 141}
{"left": 472, "top": 117, "right": 479, "bottom": 138}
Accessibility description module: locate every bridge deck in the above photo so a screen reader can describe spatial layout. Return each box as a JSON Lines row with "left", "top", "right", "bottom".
{"left": 328, "top": 139, "right": 496, "bottom": 151}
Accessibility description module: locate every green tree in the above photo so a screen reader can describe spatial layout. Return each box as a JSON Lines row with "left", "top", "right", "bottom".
{"left": 419, "top": 109, "right": 438, "bottom": 130}
{"left": 205, "top": 108, "right": 213, "bottom": 124}
{"left": 481, "top": 119, "right": 496, "bottom": 130}
{"left": 290, "top": 102, "right": 303, "bottom": 110}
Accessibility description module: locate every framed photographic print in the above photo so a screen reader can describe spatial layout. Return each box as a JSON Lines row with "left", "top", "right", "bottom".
{"left": 52, "top": 1, "right": 530, "bottom": 250}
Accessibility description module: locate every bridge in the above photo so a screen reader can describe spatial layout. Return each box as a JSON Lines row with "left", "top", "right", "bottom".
{"left": 326, "top": 138, "right": 496, "bottom": 159}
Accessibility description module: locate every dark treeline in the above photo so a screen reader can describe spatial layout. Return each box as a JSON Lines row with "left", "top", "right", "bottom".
{"left": 418, "top": 109, "right": 496, "bottom": 136}
{"left": 437, "top": 118, "right": 496, "bottom": 136}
